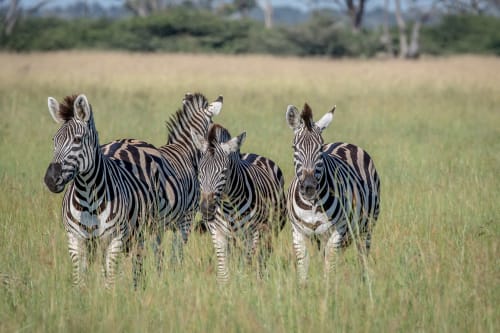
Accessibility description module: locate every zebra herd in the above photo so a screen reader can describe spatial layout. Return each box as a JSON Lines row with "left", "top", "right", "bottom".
{"left": 43, "top": 92, "right": 380, "bottom": 287}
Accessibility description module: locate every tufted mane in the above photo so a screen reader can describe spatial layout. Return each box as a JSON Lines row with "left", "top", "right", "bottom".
{"left": 301, "top": 103, "right": 313, "bottom": 130}
{"left": 166, "top": 92, "right": 208, "bottom": 145}
{"left": 58, "top": 95, "right": 79, "bottom": 121}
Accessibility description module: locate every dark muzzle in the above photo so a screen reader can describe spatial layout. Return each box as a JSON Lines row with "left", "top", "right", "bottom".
{"left": 44, "top": 162, "right": 64, "bottom": 193}
{"left": 299, "top": 171, "right": 318, "bottom": 200}
{"left": 200, "top": 192, "right": 217, "bottom": 218}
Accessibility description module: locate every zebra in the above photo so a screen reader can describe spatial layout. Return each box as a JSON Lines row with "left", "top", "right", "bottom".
{"left": 285, "top": 103, "right": 380, "bottom": 284}
{"left": 192, "top": 124, "right": 286, "bottom": 282}
{"left": 102, "top": 93, "right": 223, "bottom": 266}
{"left": 44, "top": 94, "right": 165, "bottom": 288}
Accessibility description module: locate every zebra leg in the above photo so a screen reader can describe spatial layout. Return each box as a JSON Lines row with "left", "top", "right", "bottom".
{"left": 67, "top": 233, "right": 88, "bottom": 287}
{"left": 209, "top": 225, "right": 229, "bottom": 283}
{"left": 292, "top": 224, "right": 309, "bottom": 286}
{"left": 132, "top": 236, "right": 145, "bottom": 289}
{"left": 170, "top": 231, "right": 184, "bottom": 267}
{"left": 244, "top": 229, "right": 262, "bottom": 277}
{"left": 170, "top": 212, "right": 193, "bottom": 267}
{"left": 103, "top": 236, "right": 123, "bottom": 289}
{"left": 324, "top": 229, "right": 344, "bottom": 283}
{"left": 153, "top": 230, "right": 164, "bottom": 273}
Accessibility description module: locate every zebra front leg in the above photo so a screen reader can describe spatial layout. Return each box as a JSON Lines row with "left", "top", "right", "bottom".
{"left": 103, "top": 236, "right": 123, "bottom": 289}
{"left": 67, "top": 233, "right": 88, "bottom": 287}
{"left": 245, "top": 229, "right": 262, "bottom": 278}
{"left": 292, "top": 224, "right": 309, "bottom": 286}
{"left": 324, "top": 230, "right": 344, "bottom": 284}
{"left": 209, "top": 225, "right": 229, "bottom": 283}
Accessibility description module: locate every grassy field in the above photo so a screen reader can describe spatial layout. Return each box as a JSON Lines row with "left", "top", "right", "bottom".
{"left": 0, "top": 52, "right": 498, "bottom": 332}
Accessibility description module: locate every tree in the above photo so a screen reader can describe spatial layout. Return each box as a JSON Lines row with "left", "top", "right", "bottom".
{"left": 309, "top": 0, "right": 368, "bottom": 32}
{"left": 125, "top": 0, "right": 163, "bottom": 17}
{"left": 257, "top": 0, "right": 272, "bottom": 29}
{"left": 1, "top": 0, "right": 50, "bottom": 35}
{"left": 345, "top": 0, "right": 366, "bottom": 31}
{"left": 233, "top": 0, "right": 256, "bottom": 17}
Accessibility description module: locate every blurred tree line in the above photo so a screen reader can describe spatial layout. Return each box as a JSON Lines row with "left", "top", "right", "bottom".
{"left": 0, "top": 0, "right": 499, "bottom": 57}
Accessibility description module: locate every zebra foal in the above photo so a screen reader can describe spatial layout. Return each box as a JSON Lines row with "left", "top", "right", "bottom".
{"left": 192, "top": 124, "right": 286, "bottom": 282}
{"left": 44, "top": 94, "right": 162, "bottom": 288}
{"left": 285, "top": 103, "right": 380, "bottom": 284}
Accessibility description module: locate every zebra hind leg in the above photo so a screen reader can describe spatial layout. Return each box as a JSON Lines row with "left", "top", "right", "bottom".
{"left": 153, "top": 230, "right": 164, "bottom": 274}
{"left": 170, "top": 213, "right": 193, "bottom": 268}
{"left": 132, "top": 236, "right": 146, "bottom": 290}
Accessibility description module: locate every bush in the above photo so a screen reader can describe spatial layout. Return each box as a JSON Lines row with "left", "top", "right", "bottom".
{"left": 421, "top": 14, "right": 500, "bottom": 55}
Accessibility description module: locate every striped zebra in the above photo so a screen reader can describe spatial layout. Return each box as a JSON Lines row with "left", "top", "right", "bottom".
{"left": 285, "top": 103, "right": 380, "bottom": 284}
{"left": 44, "top": 94, "right": 165, "bottom": 288}
{"left": 192, "top": 124, "right": 286, "bottom": 282}
{"left": 102, "top": 93, "right": 223, "bottom": 265}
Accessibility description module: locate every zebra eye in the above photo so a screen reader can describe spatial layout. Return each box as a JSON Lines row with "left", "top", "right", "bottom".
{"left": 73, "top": 137, "right": 82, "bottom": 144}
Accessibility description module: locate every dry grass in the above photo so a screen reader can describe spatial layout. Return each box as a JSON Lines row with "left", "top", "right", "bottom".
{"left": 0, "top": 52, "right": 498, "bottom": 332}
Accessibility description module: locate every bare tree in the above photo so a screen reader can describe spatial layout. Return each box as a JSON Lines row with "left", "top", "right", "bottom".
{"left": 258, "top": 0, "right": 273, "bottom": 29}
{"left": 125, "top": 0, "right": 163, "bottom": 17}
{"left": 380, "top": 0, "right": 394, "bottom": 56}
{"left": 309, "top": 0, "right": 368, "bottom": 32}
{"left": 394, "top": 0, "right": 437, "bottom": 59}
{"left": 345, "top": 0, "right": 366, "bottom": 31}
{"left": 1, "top": 0, "right": 51, "bottom": 36}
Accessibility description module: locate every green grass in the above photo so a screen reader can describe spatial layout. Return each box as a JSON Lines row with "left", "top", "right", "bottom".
{"left": 0, "top": 52, "right": 498, "bottom": 332}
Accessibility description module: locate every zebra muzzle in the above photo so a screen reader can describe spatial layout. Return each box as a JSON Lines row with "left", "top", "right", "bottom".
{"left": 299, "top": 172, "right": 318, "bottom": 200}
{"left": 44, "top": 162, "right": 65, "bottom": 193}
{"left": 200, "top": 192, "right": 217, "bottom": 217}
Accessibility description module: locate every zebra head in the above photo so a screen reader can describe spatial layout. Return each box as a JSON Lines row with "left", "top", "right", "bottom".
{"left": 286, "top": 103, "right": 336, "bottom": 201}
{"left": 192, "top": 125, "right": 246, "bottom": 218}
{"left": 44, "top": 94, "right": 99, "bottom": 193}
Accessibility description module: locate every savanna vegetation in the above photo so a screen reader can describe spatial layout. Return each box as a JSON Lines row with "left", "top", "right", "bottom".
{"left": 1, "top": 8, "right": 500, "bottom": 57}
{"left": 0, "top": 52, "right": 498, "bottom": 332}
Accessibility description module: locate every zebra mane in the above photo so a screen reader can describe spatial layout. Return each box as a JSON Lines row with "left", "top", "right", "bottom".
{"left": 206, "top": 123, "right": 231, "bottom": 153}
{"left": 301, "top": 103, "right": 313, "bottom": 130}
{"left": 166, "top": 92, "right": 208, "bottom": 145}
{"left": 58, "top": 95, "right": 79, "bottom": 121}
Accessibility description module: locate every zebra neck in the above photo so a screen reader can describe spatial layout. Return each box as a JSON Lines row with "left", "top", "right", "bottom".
{"left": 74, "top": 149, "right": 109, "bottom": 204}
{"left": 224, "top": 159, "right": 247, "bottom": 200}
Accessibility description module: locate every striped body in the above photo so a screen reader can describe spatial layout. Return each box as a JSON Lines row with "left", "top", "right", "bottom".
{"left": 44, "top": 95, "right": 163, "bottom": 287}
{"left": 193, "top": 124, "right": 286, "bottom": 282}
{"left": 102, "top": 93, "right": 223, "bottom": 254}
{"left": 285, "top": 104, "right": 380, "bottom": 284}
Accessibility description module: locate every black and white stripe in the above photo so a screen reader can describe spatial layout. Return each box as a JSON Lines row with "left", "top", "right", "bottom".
{"left": 285, "top": 103, "right": 380, "bottom": 284}
{"left": 192, "top": 124, "right": 286, "bottom": 282}
{"left": 44, "top": 94, "right": 161, "bottom": 287}
{"left": 102, "top": 93, "right": 223, "bottom": 264}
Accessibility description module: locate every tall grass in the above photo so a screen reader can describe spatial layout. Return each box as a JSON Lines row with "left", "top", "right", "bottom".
{"left": 0, "top": 52, "right": 498, "bottom": 332}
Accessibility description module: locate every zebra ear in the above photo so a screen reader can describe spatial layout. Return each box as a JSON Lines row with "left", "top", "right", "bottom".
{"left": 73, "top": 94, "right": 91, "bottom": 122}
{"left": 316, "top": 105, "right": 336, "bottom": 132}
{"left": 48, "top": 97, "right": 62, "bottom": 124}
{"left": 222, "top": 132, "right": 246, "bottom": 154}
{"left": 286, "top": 105, "right": 301, "bottom": 130}
{"left": 191, "top": 130, "right": 208, "bottom": 153}
{"left": 207, "top": 95, "right": 223, "bottom": 116}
